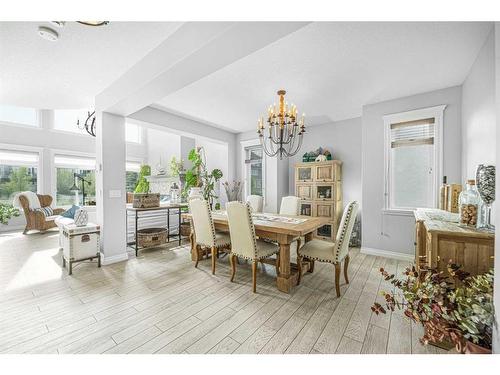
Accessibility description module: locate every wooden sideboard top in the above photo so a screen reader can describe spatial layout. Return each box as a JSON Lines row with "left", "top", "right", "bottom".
{"left": 414, "top": 208, "right": 494, "bottom": 240}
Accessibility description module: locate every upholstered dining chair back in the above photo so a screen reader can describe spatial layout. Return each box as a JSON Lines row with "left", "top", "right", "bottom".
{"left": 246, "top": 195, "right": 263, "bottom": 213}
{"left": 189, "top": 198, "right": 216, "bottom": 248}
{"left": 279, "top": 196, "right": 301, "bottom": 216}
{"left": 333, "top": 201, "right": 359, "bottom": 262}
{"left": 226, "top": 201, "right": 257, "bottom": 260}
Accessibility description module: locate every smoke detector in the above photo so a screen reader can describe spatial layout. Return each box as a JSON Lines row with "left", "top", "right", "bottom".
{"left": 38, "top": 26, "right": 59, "bottom": 42}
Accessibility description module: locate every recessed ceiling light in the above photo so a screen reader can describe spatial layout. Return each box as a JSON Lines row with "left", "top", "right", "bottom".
{"left": 38, "top": 26, "right": 59, "bottom": 42}
{"left": 50, "top": 21, "right": 66, "bottom": 28}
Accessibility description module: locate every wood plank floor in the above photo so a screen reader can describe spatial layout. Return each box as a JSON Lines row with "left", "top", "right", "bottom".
{"left": 0, "top": 230, "right": 448, "bottom": 354}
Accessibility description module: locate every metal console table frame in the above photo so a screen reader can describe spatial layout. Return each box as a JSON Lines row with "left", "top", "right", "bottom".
{"left": 126, "top": 203, "right": 188, "bottom": 256}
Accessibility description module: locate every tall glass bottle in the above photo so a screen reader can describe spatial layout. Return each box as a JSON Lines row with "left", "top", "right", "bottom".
{"left": 458, "top": 179, "right": 480, "bottom": 227}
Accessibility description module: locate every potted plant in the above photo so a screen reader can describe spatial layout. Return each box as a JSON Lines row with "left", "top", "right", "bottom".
{"left": 371, "top": 264, "right": 494, "bottom": 353}
{"left": 134, "top": 164, "right": 151, "bottom": 193}
{"left": 184, "top": 148, "right": 203, "bottom": 198}
{"left": 0, "top": 203, "right": 20, "bottom": 225}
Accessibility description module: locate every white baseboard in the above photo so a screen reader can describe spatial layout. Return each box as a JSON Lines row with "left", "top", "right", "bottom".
{"left": 360, "top": 247, "right": 414, "bottom": 262}
{"left": 101, "top": 252, "right": 129, "bottom": 266}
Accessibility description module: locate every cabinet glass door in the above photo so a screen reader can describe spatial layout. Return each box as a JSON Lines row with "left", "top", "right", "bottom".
{"left": 300, "top": 202, "right": 312, "bottom": 216}
{"left": 297, "top": 166, "right": 313, "bottom": 182}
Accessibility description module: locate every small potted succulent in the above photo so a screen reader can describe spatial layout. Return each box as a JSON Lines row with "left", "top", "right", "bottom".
{"left": 371, "top": 264, "right": 494, "bottom": 354}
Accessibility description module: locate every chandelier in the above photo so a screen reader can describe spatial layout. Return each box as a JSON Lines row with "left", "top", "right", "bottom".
{"left": 77, "top": 110, "right": 96, "bottom": 137}
{"left": 257, "top": 90, "right": 305, "bottom": 159}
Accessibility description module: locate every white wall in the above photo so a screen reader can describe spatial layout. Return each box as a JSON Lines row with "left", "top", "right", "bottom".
{"left": 361, "top": 86, "right": 462, "bottom": 257}
{"left": 462, "top": 29, "right": 497, "bottom": 222}
{"left": 146, "top": 128, "right": 181, "bottom": 175}
{"left": 287, "top": 117, "right": 362, "bottom": 208}
{"left": 492, "top": 21, "right": 500, "bottom": 355}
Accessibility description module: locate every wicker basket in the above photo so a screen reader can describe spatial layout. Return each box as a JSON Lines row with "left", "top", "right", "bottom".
{"left": 137, "top": 228, "right": 168, "bottom": 248}
{"left": 180, "top": 221, "right": 191, "bottom": 237}
{"left": 133, "top": 193, "right": 160, "bottom": 208}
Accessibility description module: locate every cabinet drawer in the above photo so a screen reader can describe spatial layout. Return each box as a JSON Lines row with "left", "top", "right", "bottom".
{"left": 314, "top": 202, "right": 335, "bottom": 220}
{"left": 296, "top": 166, "right": 314, "bottom": 183}
{"left": 314, "top": 222, "right": 335, "bottom": 241}
{"left": 299, "top": 201, "right": 313, "bottom": 216}
{"left": 296, "top": 184, "right": 314, "bottom": 200}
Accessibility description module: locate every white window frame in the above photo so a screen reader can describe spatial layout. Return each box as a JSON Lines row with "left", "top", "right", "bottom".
{"left": 383, "top": 105, "right": 446, "bottom": 215}
{"left": 51, "top": 150, "right": 96, "bottom": 208}
{"left": 125, "top": 120, "right": 143, "bottom": 144}
{"left": 0, "top": 143, "right": 43, "bottom": 196}
{"left": 240, "top": 139, "right": 266, "bottom": 204}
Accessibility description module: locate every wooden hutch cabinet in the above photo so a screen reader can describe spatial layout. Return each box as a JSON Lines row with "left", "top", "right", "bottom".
{"left": 414, "top": 208, "right": 494, "bottom": 277}
{"left": 295, "top": 160, "right": 342, "bottom": 241}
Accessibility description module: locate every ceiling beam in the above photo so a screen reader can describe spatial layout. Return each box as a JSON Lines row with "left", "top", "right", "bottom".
{"left": 96, "top": 22, "right": 310, "bottom": 116}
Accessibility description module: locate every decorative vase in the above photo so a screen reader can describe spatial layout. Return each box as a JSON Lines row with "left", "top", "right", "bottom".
{"left": 74, "top": 208, "right": 89, "bottom": 227}
{"left": 465, "top": 340, "right": 491, "bottom": 354}
{"left": 476, "top": 164, "right": 495, "bottom": 230}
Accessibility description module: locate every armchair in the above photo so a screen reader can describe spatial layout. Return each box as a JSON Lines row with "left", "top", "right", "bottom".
{"left": 19, "top": 194, "right": 65, "bottom": 234}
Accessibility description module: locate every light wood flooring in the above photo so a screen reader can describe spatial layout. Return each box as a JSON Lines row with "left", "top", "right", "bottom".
{"left": 0, "top": 230, "right": 447, "bottom": 354}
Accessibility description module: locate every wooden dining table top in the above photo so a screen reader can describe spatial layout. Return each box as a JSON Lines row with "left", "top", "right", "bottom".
{"left": 181, "top": 210, "right": 328, "bottom": 237}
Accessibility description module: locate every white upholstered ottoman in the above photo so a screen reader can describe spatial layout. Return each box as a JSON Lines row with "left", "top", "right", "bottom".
{"left": 61, "top": 222, "right": 101, "bottom": 275}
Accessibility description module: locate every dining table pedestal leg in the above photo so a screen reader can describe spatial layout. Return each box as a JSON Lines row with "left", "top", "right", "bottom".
{"left": 276, "top": 234, "right": 299, "bottom": 293}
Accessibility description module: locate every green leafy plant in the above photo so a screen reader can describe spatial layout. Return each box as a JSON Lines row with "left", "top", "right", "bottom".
{"left": 170, "top": 156, "right": 184, "bottom": 177}
{"left": 201, "top": 168, "right": 223, "bottom": 206}
{"left": 0, "top": 203, "right": 20, "bottom": 225}
{"left": 371, "top": 264, "right": 494, "bottom": 353}
{"left": 183, "top": 148, "right": 203, "bottom": 197}
{"left": 134, "top": 165, "right": 151, "bottom": 193}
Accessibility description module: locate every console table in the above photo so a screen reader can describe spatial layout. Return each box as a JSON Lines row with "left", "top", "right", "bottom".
{"left": 127, "top": 203, "right": 188, "bottom": 256}
{"left": 414, "top": 208, "right": 494, "bottom": 276}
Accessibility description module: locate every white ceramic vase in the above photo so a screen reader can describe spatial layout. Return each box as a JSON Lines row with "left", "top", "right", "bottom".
{"left": 74, "top": 208, "right": 89, "bottom": 227}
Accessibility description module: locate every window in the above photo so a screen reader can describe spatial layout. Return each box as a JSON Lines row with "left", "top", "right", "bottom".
{"left": 54, "top": 155, "right": 96, "bottom": 207}
{"left": 0, "top": 105, "right": 38, "bottom": 127}
{"left": 126, "top": 161, "right": 141, "bottom": 193}
{"left": 53, "top": 109, "right": 90, "bottom": 135}
{"left": 384, "top": 106, "right": 444, "bottom": 211}
{"left": 245, "top": 145, "right": 264, "bottom": 197}
{"left": 126, "top": 123, "right": 141, "bottom": 143}
{"left": 0, "top": 150, "right": 39, "bottom": 204}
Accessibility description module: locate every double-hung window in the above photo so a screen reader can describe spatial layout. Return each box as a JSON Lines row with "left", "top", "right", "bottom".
{"left": 384, "top": 106, "right": 445, "bottom": 212}
{"left": 0, "top": 149, "right": 39, "bottom": 204}
{"left": 126, "top": 161, "right": 141, "bottom": 193}
{"left": 54, "top": 154, "right": 96, "bottom": 207}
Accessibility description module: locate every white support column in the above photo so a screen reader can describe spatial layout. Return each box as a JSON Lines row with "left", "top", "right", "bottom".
{"left": 96, "top": 111, "right": 128, "bottom": 265}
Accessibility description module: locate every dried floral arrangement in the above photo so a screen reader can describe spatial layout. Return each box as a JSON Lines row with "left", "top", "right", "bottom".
{"left": 371, "top": 264, "right": 494, "bottom": 354}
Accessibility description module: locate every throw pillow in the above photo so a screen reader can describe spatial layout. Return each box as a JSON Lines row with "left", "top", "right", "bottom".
{"left": 61, "top": 205, "right": 80, "bottom": 219}
{"left": 34, "top": 207, "right": 54, "bottom": 217}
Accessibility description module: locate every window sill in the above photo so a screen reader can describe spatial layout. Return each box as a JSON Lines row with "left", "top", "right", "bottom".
{"left": 382, "top": 209, "right": 415, "bottom": 217}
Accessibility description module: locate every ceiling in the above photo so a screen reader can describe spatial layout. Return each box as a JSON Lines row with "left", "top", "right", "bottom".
{"left": 0, "top": 21, "right": 181, "bottom": 108}
{"left": 154, "top": 22, "right": 492, "bottom": 133}
{"left": 0, "top": 22, "right": 493, "bottom": 132}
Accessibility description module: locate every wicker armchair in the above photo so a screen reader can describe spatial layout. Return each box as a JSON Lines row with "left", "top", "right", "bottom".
{"left": 19, "top": 194, "right": 65, "bottom": 234}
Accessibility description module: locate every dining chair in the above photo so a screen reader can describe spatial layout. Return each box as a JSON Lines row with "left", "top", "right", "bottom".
{"left": 279, "top": 195, "right": 302, "bottom": 257}
{"left": 246, "top": 195, "right": 263, "bottom": 213}
{"left": 297, "top": 201, "right": 359, "bottom": 297}
{"left": 226, "top": 201, "right": 280, "bottom": 293}
{"left": 189, "top": 198, "right": 231, "bottom": 274}
{"left": 279, "top": 196, "right": 301, "bottom": 215}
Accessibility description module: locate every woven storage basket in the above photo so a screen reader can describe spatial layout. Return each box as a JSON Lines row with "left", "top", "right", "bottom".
{"left": 133, "top": 193, "right": 160, "bottom": 208}
{"left": 137, "top": 228, "right": 168, "bottom": 248}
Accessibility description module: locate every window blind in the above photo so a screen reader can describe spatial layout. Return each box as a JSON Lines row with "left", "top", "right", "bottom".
{"left": 390, "top": 117, "right": 435, "bottom": 148}
{"left": 54, "top": 155, "right": 95, "bottom": 169}
{"left": 0, "top": 150, "right": 39, "bottom": 166}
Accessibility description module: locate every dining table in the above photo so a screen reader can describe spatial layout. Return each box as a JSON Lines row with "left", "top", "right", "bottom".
{"left": 181, "top": 210, "right": 329, "bottom": 293}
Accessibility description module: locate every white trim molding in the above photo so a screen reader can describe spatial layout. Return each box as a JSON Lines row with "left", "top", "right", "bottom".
{"left": 361, "top": 246, "right": 414, "bottom": 262}
{"left": 100, "top": 252, "right": 129, "bottom": 266}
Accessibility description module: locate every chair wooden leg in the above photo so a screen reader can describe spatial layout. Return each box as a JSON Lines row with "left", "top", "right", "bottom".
{"left": 296, "top": 237, "right": 302, "bottom": 252}
{"left": 230, "top": 254, "right": 236, "bottom": 282}
{"left": 308, "top": 260, "right": 315, "bottom": 273}
{"left": 211, "top": 246, "right": 217, "bottom": 275}
{"left": 194, "top": 244, "right": 200, "bottom": 268}
{"left": 334, "top": 263, "right": 341, "bottom": 297}
{"left": 344, "top": 255, "right": 350, "bottom": 284}
{"left": 297, "top": 255, "right": 303, "bottom": 286}
{"left": 252, "top": 260, "right": 258, "bottom": 293}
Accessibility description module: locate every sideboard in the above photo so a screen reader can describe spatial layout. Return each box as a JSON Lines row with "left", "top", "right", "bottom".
{"left": 414, "top": 208, "right": 494, "bottom": 276}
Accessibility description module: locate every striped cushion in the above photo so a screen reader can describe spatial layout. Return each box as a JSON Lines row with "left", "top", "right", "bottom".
{"left": 34, "top": 207, "right": 54, "bottom": 217}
